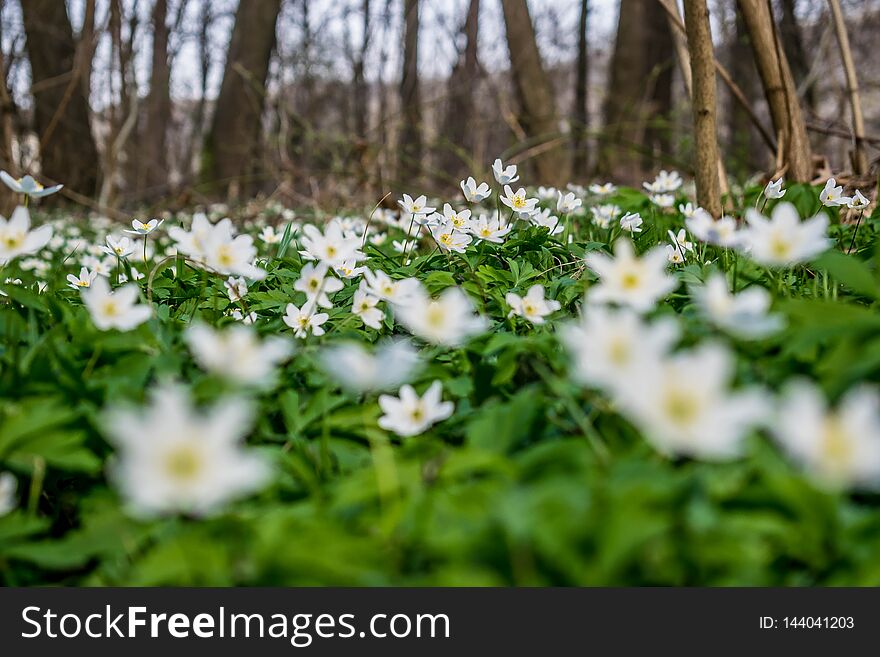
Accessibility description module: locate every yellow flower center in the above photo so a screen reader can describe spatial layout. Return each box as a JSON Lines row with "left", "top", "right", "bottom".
{"left": 662, "top": 389, "right": 699, "bottom": 426}
{"left": 101, "top": 300, "right": 119, "bottom": 317}
{"left": 164, "top": 445, "right": 202, "bottom": 482}
{"left": 820, "top": 417, "right": 852, "bottom": 470}
{"left": 620, "top": 271, "right": 641, "bottom": 290}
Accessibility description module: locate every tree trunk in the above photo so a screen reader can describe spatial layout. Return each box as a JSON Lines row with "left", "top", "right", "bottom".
{"left": 141, "top": 0, "right": 171, "bottom": 197}
{"left": 682, "top": 0, "right": 721, "bottom": 217}
{"left": 202, "top": 0, "right": 281, "bottom": 199}
{"left": 600, "top": 0, "right": 674, "bottom": 182}
{"left": 778, "top": 0, "right": 814, "bottom": 111}
{"left": 501, "top": 0, "right": 564, "bottom": 184}
{"left": 21, "top": 0, "right": 100, "bottom": 195}
{"left": 827, "top": 0, "right": 868, "bottom": 175}
{"left": 437, "top": 0, "right": 480, "bottom": 182}
{"left": 727, "top": 6, "right": 762, "bottom": 175}
{"left": 736, "top": 0, "right": 812, "bottom": 181}
{"left": 398, "top": 0, "right": 422, "bottom": 185}
{"left": 352, "top": 0, "right": 371, "bottom": 141}
{"left": 571, "top": 0, "right": 590, "bottom": 179}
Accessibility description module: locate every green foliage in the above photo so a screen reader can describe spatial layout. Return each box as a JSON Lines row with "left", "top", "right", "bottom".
{"left": 0, "top": 184, "right": 879, "bottom": 586}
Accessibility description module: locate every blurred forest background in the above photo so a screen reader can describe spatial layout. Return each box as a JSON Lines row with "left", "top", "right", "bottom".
{"left": 0, "top": 0, "right": 877, "bottom": 214}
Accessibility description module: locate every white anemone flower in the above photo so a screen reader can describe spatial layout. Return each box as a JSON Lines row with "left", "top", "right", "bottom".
{"left": 460, "top": 177, "right": 491, "bottom": 203}
{"left": 431, "top": 219, "right": 473, "bottom": 253}
{"left": 763, "top": 178, "right": 786, "bottom": 200}
{"left": 124, "top": 218, "right": 163, "bottom": 235}
{"left": 185, "top": 323, "right": 292, "bottom": 387}
{"left": 491, "top": 158, "right": 519, "bottom": 185}
{"left": 67, "top": 266, "right": 97, "bottom": 290}
{"left": 741, "top": 202, "right": 830, "bottom": 267}
{"left": 560, "top": 306, "right": 679, "bottom": 395}
{"left": 500, "top": 185, "right": 539, "bottom": 217}
{"left": 773, "top": 382, "right": 880, "bottom": 490}
{"left": 81, "top": 277, "right": 151, "bottom": 331}
{"left": 0, "top": 171, "right": 63, "bottom": 198}
{"left": 283, "top": 302, "right": 329, "bottom": 338}
{"left": 620, "top": 343, "right": 769, "bottom": 460}
{"left": 319, "top": 339, "right": 420, "bottom": 393}
{"left": 557, "top": 190, "right": 582, "bottom": 214}
{"left": 818, "top": 178, "right": 852, "bottom": 207}
{"left": 467, "top": 214, "right": 513, "bottom": 243}
{"left": 352, "top": 281, "right": 385, "bottom": 329}
{"left": 584, "top": 239, "right": 678, "bottom": 312}
{"left": 691, "top": 274, "right": 783, "bottom": 339}
{"left": 394, "top": 286, "right": 487, "bottom": 347}
{"left": 102, "top": 385, "right": 271, "bottom": 517}
{"left": 506, "top": 284, "right": 561, "bottom": 324}
{"left": 0, "top": 206, "right": 53, "bottom": 263}
{"left": 294, "top": 262, "right": 343, "bottom": 308}
{"left": 378, "top": 381, "right": 454, "bottom": 437}
{"left": 619, "top": 212, "right": 643, "bottom": 233}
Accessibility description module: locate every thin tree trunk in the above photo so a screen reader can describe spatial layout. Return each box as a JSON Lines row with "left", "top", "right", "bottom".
{"left": 398, "top": 0, "right": 422, "bottom": 185}
{"left": 682, "top": 0, "right": 721, "bottom": 217}
{"left": 736, "top": 0, "right": 812, "bottom": 181}
{"left": 352, "top": 0, "right": 371, "bottom": 141}
{"left": 827, "top": 0, "right": 867, "bottom": 175}
{"left": 501, "top": 0, "right": 565, "bottom": 184}
{"left": 658, "top": 0, "right": 728, "bottom": 197}
{"left": 21, "top": 0, "right": 100, "bottom": 195}
{"left": 202, "top": 0, "right": 282, "bottom": 198}
{"left": 141, "top": 0, "right": 171, "bottom": 197}
{"left": 778, "top": 0, "right": 814, "bottom": 110}
{"left": 437, "top": 0, "right": 480, "bottom": 181}
{"left": 601, "top": 0, "right": 674, "bottom": 182}
{"left": 571, "top": 0, "right": 590, "bottom": 179}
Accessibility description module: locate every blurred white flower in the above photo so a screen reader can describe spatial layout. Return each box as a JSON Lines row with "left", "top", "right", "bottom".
{"left": 742, "top": 202, "right": 829, "bottom": 267}
{"left": 619, "top": 212, "right": 643, "bottom": 233}
{"left": 224, "top": 276, "right": 248, "bottom": 302}
{"left": 461, "top": 177, "right": 491, "bottom": 203}
{"left": 686, "top": 210, "right": 741, "bottom": 248}
{"left": 650, "top": 193, "right": 675, "bottom": 208}
{"left": 492, "top": 158, "right": 519, "bottom": 185}
{"left": 590, "top": 204, "right": 621, "bottom": 228}
{"left": 849, "top": 189, "right": 870, "bottom": 210}
{"left": 230, "top": 309, "right": 257, "bottom": 324}
{"left": 294, "top": 262, "right": 343, "bottom": 308}
{"left": 819, "top": 178, "right": 851, "bottom": 207}
{"left": 678, "top": 202, "right": 699, "bottom": 218}
{"left": 691, "top": 274, "right": 783, "bottom": 339}
{"left": 557, "top": 190, "right": 582, "bottom": 214}
{"left": 589, "top": 182, "right": 617, "bottom": 196}
{"left": 363, "top": 269, "right": 422, "bottom": 305}
{"left": 283, "top": 302, "right": 328, "bottom": 338}
{"left": 560, "top": 306, "right": 679, "bottom": 395}
{"left": 0, "top": 171, "right": 63, "bottom": 198}
{"left": 319, "top": 339, "right": 420, "bottom": 393}
{"left": 764, "top": 178, "right": 786, "bottom": 200}
{"left": 643, "top": 170, "right": 682, "bottom": 193}
{"left": 259, "top": 225, "right": 283, "bottom": 244}
{"left": 0, "top": 206, "right": 53, "bottom": 263}
{"left": 185, "top": 323, "right": 291, "bottom": 387}
{"left": 584, "top": 239, "right": 678, "bottom": 312}
{"left": 621, "top": 343, "right": 768, "bottom": 460}
{"left": 0, "top": 472, "right": 17, "bottom": 516}
{"left": 81, "top": 277, "right": 151, "bottom": 331}
{"left": 394, "top": 286, "right": 487, "bottom": 347}
{"left": 352, "top": 281, "right": 384, "bottom": 329}
{"left": 506, "top": 284, "right": 560, "bottom": 324}
{"left": 102, "top": 385, "right": 271, "bottom": 517}
{"left": 378, "top": 381, "right": 454, "bottom": 437}
{"left": 773, "top": 382, "right": 880, "bottom": 490}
